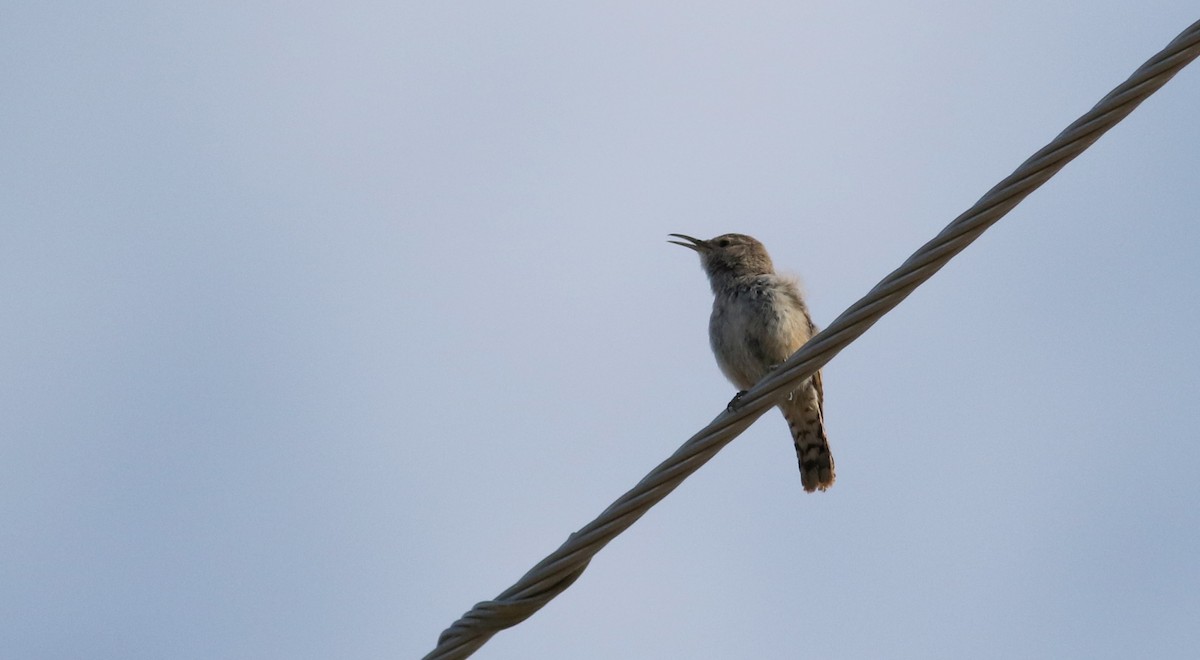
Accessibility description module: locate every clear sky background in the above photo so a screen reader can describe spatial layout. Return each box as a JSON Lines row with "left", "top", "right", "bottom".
{"left": 4, "top": 3, "right": 1200, "bottom": 659}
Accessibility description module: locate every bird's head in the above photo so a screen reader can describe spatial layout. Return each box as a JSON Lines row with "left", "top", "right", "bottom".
{"left": 668, "top": 233, "right": 775, "bottom": 282}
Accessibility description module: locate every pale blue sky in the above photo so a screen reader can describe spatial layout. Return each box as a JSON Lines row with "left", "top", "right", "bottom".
{"left": 4, "top": 4, "right": 1200, "bottom": 659}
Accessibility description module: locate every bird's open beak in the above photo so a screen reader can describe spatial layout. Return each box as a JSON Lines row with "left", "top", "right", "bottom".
{"left": 668, "top": 233, "right": 709, "bottom": 252}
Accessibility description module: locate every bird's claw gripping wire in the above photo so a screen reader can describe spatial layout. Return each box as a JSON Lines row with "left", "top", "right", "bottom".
{"left": 727, "top": 362, "right": 786, "bottom": 412}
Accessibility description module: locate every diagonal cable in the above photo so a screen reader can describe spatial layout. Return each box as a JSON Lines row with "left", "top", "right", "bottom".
{"left": 425, "top": 19, "right": 1200, "bottom": 660}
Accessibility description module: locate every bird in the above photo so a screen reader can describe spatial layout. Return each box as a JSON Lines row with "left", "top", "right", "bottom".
{"left": 669, "top": 233, "right": 834, "bottom": 492}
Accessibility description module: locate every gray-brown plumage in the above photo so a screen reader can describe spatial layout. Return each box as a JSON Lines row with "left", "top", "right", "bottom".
{"left": 669, "top": 233, "right": 835, "bottom": 492}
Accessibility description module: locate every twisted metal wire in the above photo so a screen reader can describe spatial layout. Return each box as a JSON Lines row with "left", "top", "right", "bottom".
{"left": 426, "top": 19, "right": 1200, "bottom": 660}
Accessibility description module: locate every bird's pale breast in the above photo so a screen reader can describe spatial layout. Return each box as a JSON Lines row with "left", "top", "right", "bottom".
{"left": 708, "top": 275, "right": 812, "bottom": 390}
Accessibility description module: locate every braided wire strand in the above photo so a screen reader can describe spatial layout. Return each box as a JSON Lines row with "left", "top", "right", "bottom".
{"left": 426, "top": 19, "right": 1200, "bottom": 660}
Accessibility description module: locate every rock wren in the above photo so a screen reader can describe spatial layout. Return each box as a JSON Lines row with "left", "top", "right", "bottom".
{"left": 669, "top": 233, "right": 835, "bottom": 492}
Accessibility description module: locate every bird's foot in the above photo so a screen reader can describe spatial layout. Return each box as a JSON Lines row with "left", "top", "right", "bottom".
{"left": 726, "top": 390, "right": 749, "bottom": 412}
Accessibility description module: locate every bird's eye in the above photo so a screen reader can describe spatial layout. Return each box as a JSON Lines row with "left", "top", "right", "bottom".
{"left": 717, "top": 239, "right": 730, "bottom": 247}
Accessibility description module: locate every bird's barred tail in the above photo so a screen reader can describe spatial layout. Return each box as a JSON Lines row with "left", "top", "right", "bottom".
{"left": 781, "top": 378, "right": 835, "bottom": 493}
